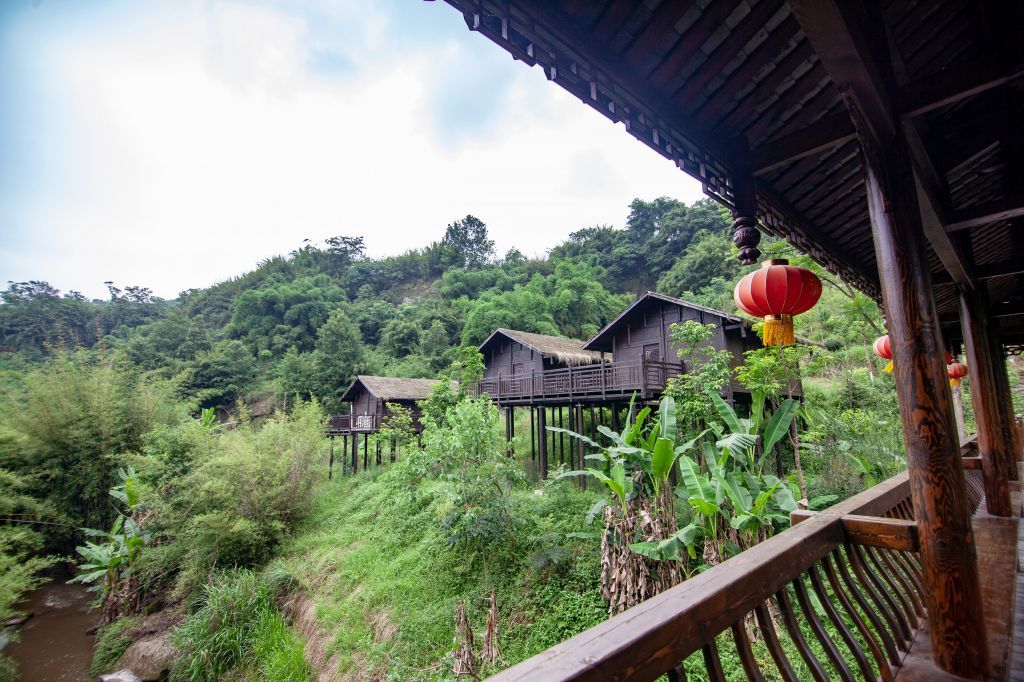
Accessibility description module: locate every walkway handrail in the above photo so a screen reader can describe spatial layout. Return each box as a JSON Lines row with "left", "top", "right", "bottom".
{"left": 489, "top": 471, "right": 923, "bottom": 681}
{"left": 474, "top": 360, "right": 683, "bottom": 401}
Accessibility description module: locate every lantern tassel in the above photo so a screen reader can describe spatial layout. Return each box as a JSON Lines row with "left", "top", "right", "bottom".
{"left": 762, "top": 314, "right": 794, "bottom": 346}
{"left": 950, "top": 378, "right": 961, "bottom": 388}
{"left": 884, "top": 361, "right": 893, "bottom": 373}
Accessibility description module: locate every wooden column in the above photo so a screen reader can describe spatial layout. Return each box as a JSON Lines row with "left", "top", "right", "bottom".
{"left": 575, "top": 404, "right": 585, "bottom": 489}
{"left": 363, "top": 434, "right": 368, "bottom": 469}
{"left": 558, "top": 407, "right": 565, "bottom": 463}
{"left": 537, "top": 407, "right": 548, "bottom": 479}
{"left": 508, "top": 407, "right": 515, "bottom": 455}
{"left": 530, "top": 407, "right": 536, "bottom": 460}
{"left": 611, "top": 404, "right": 620, "bottom": 432}
{"left": 988, "top": 329, "right": 1020, "bottom": 481}
{"left": 351, "top": 432, "right": 358, "bottom": 474}
{"left": 866, "top": 140, "right": 989, "bottom": 677}
{"left": 960, "top": 288, "right": 1013, "bottom": 515}
{"left": 328, "top": 437, "right": 334, "bottom": 480}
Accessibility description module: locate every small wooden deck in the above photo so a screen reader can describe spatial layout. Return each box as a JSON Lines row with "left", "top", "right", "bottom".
{"left": 325, "top": 414, "right": 382, "bottom": 435}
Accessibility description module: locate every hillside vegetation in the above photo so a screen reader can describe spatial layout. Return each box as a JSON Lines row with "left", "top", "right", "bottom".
{"left": 1, "top": 196, "right": 993, "bottom": 680}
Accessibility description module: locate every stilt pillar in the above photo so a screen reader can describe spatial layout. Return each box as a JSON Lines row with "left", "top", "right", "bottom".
{"left": 960, "top": 288, "right": 1013, "bottom": 515}
{"left": 530, "top": 407, "right": 536, "bottom": 460}
{"left": 866, "top": 136, "right": 989, "bottom": 677}
{"left": 328, "top": 437, "right": 334, "bottom": 480}
{"left": 537, "top": 407, "right": 548, "bottom": 479}
{"left": 351, "top": 432, "right": 358, "bottom": 474}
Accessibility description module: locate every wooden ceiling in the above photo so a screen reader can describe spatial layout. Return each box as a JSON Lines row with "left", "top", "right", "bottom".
{"left": 437, "top": 0, "right": 1024, "bottom": 343}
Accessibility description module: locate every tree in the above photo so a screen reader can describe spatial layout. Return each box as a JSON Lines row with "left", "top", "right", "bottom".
{"left": 381, "top": 319, "right": 421, "bottom": 358}
{"left": 441, "top": 215, "right": 495, "bottom": 269}
{"left": 656, "top": 229, "right": 738, "bottom": 298}
{"left": 312, "top": 308, "right": 365, "bottom": 411}
{"left": 184, "top": 340, "right": 257, "bottom": 408}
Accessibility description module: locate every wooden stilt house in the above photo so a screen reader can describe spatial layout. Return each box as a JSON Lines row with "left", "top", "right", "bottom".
{"left": 437, "top": 0, "right": 1024, "bottom": 679}
{"left": 326, "top": 375, "right": 450, "bottom": 475}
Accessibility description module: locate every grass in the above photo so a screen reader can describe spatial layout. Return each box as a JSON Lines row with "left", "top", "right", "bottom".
{"left": 89, "top": 615, "right": 142, "bottom": 676}
{"left": 171, "top": 569, "right": 309, "bottom": 682}
{"left": 276, "top": 466, "right": 605, "bottom": 680}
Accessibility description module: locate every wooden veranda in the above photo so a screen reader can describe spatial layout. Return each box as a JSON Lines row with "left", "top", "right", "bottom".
{"left": 435, "top": 0, "right": 1024, "bottom": 679}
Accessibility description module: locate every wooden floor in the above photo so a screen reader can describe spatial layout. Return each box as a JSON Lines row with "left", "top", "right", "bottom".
{"left": 1007, "top": 516, "right": 1024, "bottom": 680}
{"left": 898, "top": 478, "right": 1023, "bottom": 681}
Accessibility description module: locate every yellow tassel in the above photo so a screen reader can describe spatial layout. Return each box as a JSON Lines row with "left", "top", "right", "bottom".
{"left": 762, "top": 314, "right": 794, "bottom": 346}
{"left": 884, "top": 361, "right": 893, "bottom": 373}
{"left": 950, "top": 378, "right": 961, "bottom": 388}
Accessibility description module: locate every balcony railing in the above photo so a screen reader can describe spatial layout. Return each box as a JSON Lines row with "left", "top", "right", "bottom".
{"left": 325, "top": 414, "right": 382, "bottom": 434}
{"left": 489, "top": 465, "right": 990, "bottom": 681}
{"left": 474, "top": 359, "right": 683, "bottom": 402}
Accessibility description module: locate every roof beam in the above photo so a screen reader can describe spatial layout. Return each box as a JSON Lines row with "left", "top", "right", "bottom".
{"left": 508, "top": 0, "right": 738, "bottom": 165}
{"left": 945, "top": 194, "right": 1024, "bottom": 232}
{"left": 751, "top": 112, "right": 857, "bottom": 176}
{"left": 789, "top": 0, "right": 975, "bottom": 290}
{"left": 897, "top": 59, "right": 1024, "bottom": 119}
{"left": 933, "top": 260, "right": 1024, "bottom": 285}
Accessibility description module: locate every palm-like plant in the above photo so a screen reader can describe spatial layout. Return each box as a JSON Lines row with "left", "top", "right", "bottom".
{"left": 70, "top": 467, "right": 150, "bottom": 622}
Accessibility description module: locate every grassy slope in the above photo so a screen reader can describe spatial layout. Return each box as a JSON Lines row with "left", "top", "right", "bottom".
{"left": 277, "top": 468, "right": 607, "bottom": 680}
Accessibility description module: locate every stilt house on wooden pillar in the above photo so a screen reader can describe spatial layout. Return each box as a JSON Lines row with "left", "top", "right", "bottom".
{"left": 436, "top": 0, "right": 1024, "bottom": 679}
{"left": 327, "top": 375, "right": 445, "bottom": 436}
{"left": 582, "top": 291, "right": 800, "bottom": 406}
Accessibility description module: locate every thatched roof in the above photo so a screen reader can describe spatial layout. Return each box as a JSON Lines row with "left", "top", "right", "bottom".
{"left": 340, "top": 375, "right": 454, "bottom": 402}
{"left": 479, "top": 328, "right": 607, "bottom": 366}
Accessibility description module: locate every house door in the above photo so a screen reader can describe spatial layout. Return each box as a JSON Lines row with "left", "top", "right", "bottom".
{"left": 512, "top": 363, "right": 526, "bottom": 394}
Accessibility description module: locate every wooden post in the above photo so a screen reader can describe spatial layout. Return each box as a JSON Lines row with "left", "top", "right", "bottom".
{"left": 363, "top": 434, "right": 368, "bottom": 469}
{"left": 530, "top": 406, "right": 536, "bottom": 460}
{"left": 866, "top": 140, "right": 989, "bottom": 677}
{"left": 351, "top": 431, "right": 358, "bottom": 474}
{"left": 376, "top": 439, "right": 381, "bottom": 466}
{"left": 506, "top": 407, "right": 515, "bottom": 456}
{"left": 343, "top": 434, "right": 349, "bottom": 474}
{"left": 558, "top": 406, "right": 565, "bottom": 464}
{"left": 960, "top": 288, "right": 1013, "bottom": 515}
{"left": 390, "top": 438, "right": 396, "bottom": 463}
{"left": 576, "top": 404, "right": 585, "bottom": 490}
{"left": 538, "top": 407, "right": 548, "bottom": 479}
{"left": 328, "top": 437, "right": 334, "bottom": 480}
{"left": 611, "top": 404, "right": 620, "bottom": 432}
{"left": 988, "top": 329, "right": 1020, "bottom": 481}
{"left": 567, "top": 405, "right": 575, "bottom": 468}
{"left": 951, "top": 384, "right": 967, "bottom": 445}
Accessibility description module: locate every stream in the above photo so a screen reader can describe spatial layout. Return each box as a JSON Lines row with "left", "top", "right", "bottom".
{"left": 4, "top": 573, "right": 98, "bottom": 682}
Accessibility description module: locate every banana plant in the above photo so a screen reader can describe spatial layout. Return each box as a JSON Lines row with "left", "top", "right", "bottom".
{"left": 671, "top": 392, "right": 801, "bottom": 565}
{"left": 554, "top": 396, "right": 703, "bottom": 511}
{"left": 70, "top": 467, "right": 150, "bottom": 608}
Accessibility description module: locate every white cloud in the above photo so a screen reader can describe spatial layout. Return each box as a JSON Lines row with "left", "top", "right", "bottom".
{"left": 0, "top": 1, "right": 701, "bottom": 299}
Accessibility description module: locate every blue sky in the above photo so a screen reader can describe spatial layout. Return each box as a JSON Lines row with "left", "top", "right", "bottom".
{"left": 0, "top": 0, "right": 701, "bottom": 299}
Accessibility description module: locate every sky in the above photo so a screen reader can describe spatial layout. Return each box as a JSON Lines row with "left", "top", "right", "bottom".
{"left": 0, "top": 0, "right": 702, "bottom": 300}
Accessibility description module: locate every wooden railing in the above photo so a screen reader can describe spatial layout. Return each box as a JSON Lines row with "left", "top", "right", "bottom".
{"left": 474, "top": 359, "right": 683, "bottom": 402}
{"left": 325, "top": 414, "right": 382, "bottom": 434}
{"left": 489, "top": 471, "right": 934, "bottom": 681}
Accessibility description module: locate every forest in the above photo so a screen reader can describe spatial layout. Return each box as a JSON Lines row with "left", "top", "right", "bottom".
{"left": 0, "top": 196, "right": 1005, "bottom": 680}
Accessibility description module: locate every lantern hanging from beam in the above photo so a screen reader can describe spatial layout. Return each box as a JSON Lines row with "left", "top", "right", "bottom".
{"left": 734, "top": 259, "right": 822, "bottom": 346}
{"left": 873, "top": 335, "right": 893, "bottom": 373}
{"left": 948, "top": 362, "right": 968, "bottom": 387}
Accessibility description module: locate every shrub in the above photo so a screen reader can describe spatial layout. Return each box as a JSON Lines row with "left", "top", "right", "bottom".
{"left": 136, "top": 400, "right": 326, "bottom": 600}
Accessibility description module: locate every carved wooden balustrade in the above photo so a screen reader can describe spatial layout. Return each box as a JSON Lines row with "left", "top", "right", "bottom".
{"left": 490, "top": 466, "right": 988, "bottom": 681}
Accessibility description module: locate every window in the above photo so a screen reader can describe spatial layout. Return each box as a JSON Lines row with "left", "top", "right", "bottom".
{"left": 643, "top": 344, "right": 660, "bottom": 360}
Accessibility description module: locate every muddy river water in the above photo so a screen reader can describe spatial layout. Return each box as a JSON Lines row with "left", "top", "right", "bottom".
{"left": 4, "top": 578, "right": 98, "bottom": 681}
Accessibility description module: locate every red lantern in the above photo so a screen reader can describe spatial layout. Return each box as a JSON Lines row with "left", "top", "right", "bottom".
{"left": 873, "top": 335, "right": 893, "bottom": 373}
{"left": 948, "top": 362, "right": 968, "bottom": 388}
{"left": 734, "top": 259, "right": 822, "bottom": 346}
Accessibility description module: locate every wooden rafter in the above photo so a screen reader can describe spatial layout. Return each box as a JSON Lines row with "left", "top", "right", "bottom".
{"left": 946, "top": 195, "right": 1024, "bottom": 232}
